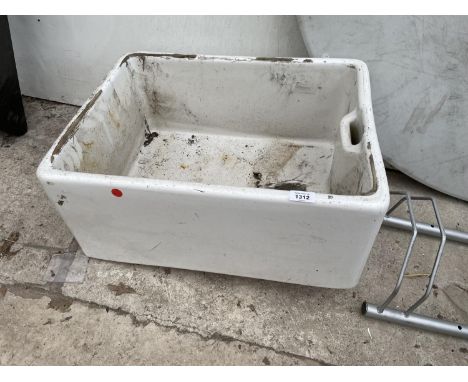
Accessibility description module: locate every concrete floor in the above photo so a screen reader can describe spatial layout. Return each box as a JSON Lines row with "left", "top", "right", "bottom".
{"left": 1, "top": 97, "right": 468, "bottom": 365}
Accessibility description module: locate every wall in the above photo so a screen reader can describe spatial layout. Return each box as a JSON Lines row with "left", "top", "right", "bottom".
{"left": 9, "top": 16, "right": 307, "bottom": 106}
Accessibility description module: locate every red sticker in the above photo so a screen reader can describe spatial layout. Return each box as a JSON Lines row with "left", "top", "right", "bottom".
{"left": 111, "top": 188, "right": 123, "bottom": 197}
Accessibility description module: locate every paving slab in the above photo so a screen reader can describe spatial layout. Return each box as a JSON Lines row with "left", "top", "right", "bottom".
{"left": 0, "top": 288, "right": 314, "bottom": 365}
{"left": 0, "top": 245, "right": 51, "bottom": 285}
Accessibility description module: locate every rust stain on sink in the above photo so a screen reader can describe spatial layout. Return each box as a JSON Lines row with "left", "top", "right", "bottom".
{"left": 51, "top": 89, "right": 102, "bottom": 162}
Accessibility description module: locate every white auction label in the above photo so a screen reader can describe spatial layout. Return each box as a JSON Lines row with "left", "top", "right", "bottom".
{"left": 288, "top": 190, "right": 316, "bottom": 203}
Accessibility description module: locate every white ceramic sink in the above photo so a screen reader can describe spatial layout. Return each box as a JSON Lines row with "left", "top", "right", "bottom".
{"left": 37, "top": 53, "right": 389, "bottom": 288}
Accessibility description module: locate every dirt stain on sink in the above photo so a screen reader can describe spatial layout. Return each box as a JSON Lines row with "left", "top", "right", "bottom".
{"left": 268, "top": 181, "right": 307, "bottom": 191}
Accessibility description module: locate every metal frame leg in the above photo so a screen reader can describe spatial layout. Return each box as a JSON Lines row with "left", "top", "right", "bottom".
{"left": 383, "top": 216, "right": 468, "bottom": 245}
{"left": 377, "top": 192, "right": 418, "bottom": 313}
{"left": 362, "top": 191, "right": 468, "bottom": 340}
